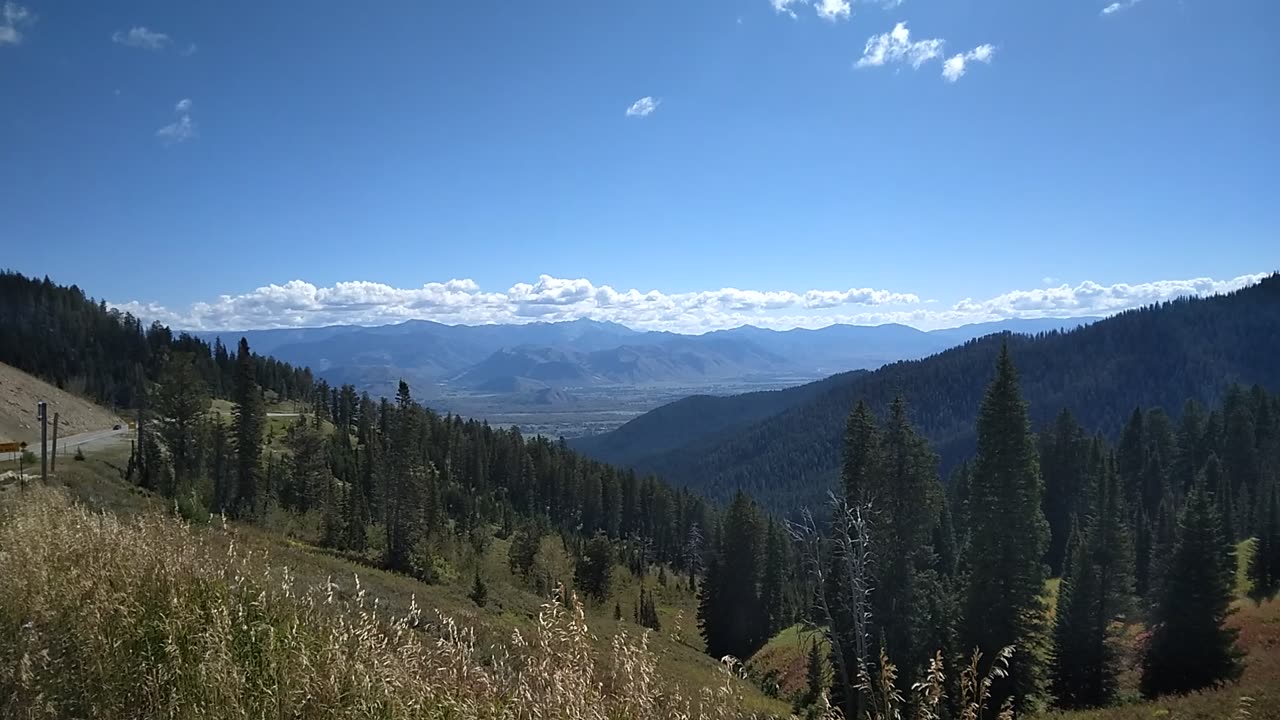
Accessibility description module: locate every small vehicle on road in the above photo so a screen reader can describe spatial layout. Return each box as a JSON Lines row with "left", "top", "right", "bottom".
{"left": 112, "top": 424, "right": 122, "bottom": 430}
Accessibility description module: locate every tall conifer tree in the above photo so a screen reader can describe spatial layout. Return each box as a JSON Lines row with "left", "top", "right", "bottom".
{"left": 1140, "top": 483, "right": 1244, "bottom": 697}
{"left": 962, "top": 344, "right": 1049, "bottom": 713}
{"left": 230, "top": 338, "right": 265, "bottom": 516}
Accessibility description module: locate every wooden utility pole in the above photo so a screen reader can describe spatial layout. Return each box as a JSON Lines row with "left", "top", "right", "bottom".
{"left": 38, "top": 401, "right": 48, "bottom": 484}
{"left": 50, "top": 412, "right": 60, "bottom": 472}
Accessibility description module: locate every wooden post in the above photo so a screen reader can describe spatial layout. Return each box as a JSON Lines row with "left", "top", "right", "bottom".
{"left": 50, "top": 412, "right": 60, "bottom": 472}
{"left": 38, "top": 401, "right": 47, "bottom": 484}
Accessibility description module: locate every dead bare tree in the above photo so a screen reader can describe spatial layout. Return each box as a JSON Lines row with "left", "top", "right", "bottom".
{"left": 788, "top": 492, "right": 875, "bottom": 719}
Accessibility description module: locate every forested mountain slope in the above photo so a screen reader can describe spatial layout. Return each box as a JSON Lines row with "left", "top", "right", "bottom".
{"left": 0, "top": 271, "right": 313, "bottom": 407}
{"left": 588, "top": 274, "right": 1280, "bottom": 510}
{"left": 571, "top": 370, "right": 865, "bottom": 467}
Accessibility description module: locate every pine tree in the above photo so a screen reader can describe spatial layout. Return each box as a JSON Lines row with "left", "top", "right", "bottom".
{"left": 1050, "top": 454, "right": 1133, "bottom": 709}
{"left": 1140, "top": 483, "right": 1244, "bottom": 697}
{"left": 841, "top": 400, "right": 881, "bottom": 507}
{"left": 509, "top": 521, "right": 542, "bottom": 579}
{"left": 385, "top": 381, "right": 428, "bottom": 574}
{"left": 869, "top": 396, "right": 944, "bottom": 693}
{"left": 1117, "top": 407, "right": 1146, "bottom": 519}
{"left": 961, "top": 345, "right": 1049, "bottom": 713}
{"left": 698, "top": 491, "right": 764, "bottom": 660}
{"left": 1206, "top": 453, "right": 1235, "bottom": 541}
{"left": 230, "top": 338, "right": 265, "bottom": 517}
{"left": 1134, "top": 508, "right": 1153, "bottom": 600}
{"left": 1248, "top": 482, "right": 1280, "bottom": 603}
{"left": 1041, "top": 409, "right": 1088, "bottom": 577}
{"left": 468, "top": 570, "right": 488, "bottom": 607}
{"left": 760, "top": 519, "right": 789, "bottom": 638}
{"left": 804, "top": 639, "right": 826, "bottom": 707}
{"left": 153, "top": 352, "right": 211, "bottom": 496}
{"left": 575, "top": 533, "right": 613, "bottom": 601}
{"left": 635, "top": 588, "right": 661, "bottom": 630}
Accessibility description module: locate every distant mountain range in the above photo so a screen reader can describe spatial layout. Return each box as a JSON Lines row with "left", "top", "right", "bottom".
{"left": 572, "top": 275, "right": 1280, "bottom": 512}
{"left": 197, "top": 316, "right": 1100, "bottom": 398}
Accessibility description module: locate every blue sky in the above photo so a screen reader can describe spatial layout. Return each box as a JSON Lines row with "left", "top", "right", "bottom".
{"left": 1, "top": 0, "right": 1276, "bottom": 331}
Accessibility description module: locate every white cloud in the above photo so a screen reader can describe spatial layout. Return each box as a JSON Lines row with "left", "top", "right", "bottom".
{"left": 815, "top": 0, "right": 851, "bottom": 22}
{"left": 1101, "top": 0, "right": 1141, "bottom": 16}
{"left": 857, "top": 23, "right": 996, "bottom": 83}
{"left": 0, "top": 2, "right": 34, "bottom": 46}
{"left": 157, "top": 98, "right": 196, "bottom": 144}
{"left": 771, "top": 0, "right": 807, "bottom": 19}
{"left": 856, "top": 22, "right": 944, "bottom": 70}
{"left": 181, "top": 42, "right": 198, "bottom": 56}
{"left": 106, "top": 273, "right": 1272, "bottom": 333}
{"left": 941, "top": 43, "right": 995, "bottom": 82}
{"left": 950, "top": 274, "right": 1269, "bottom": 321}
{"left": 110, "top": 275, "right": 921, "bottom": 331}
{"left": 625, "top": 96, "right": 660, "bottom": 118}
{"left": 112, "top": 26, "right": 170, "bottom": 50}
{"left": 772, "top": 0, "right": 897, "bottom": 20}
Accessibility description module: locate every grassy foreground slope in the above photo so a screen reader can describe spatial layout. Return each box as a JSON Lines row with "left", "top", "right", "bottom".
{"left": 0, "top": 448, "right": 789, "bottom": 719}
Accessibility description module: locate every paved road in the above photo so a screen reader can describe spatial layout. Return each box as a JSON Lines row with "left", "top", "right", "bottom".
{"left": 57, "top": 427, "right": 129, "bottom": 452}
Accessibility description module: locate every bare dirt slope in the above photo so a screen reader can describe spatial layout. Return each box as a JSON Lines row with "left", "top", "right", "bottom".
{"left": 0, "top": 362, "right": 124, "bottom": 445}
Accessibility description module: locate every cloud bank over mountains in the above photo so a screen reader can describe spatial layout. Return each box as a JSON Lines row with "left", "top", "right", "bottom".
{"left": 111, "top": 273, "right": 1269, "bottom": 333}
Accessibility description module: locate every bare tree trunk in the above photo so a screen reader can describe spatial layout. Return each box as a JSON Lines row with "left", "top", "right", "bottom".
{"left": 789, "top": 495, "right": 876, "bottom": 719}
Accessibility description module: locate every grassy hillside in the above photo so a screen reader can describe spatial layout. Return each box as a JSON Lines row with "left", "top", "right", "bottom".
{"left": 0, "top": 361, "right": 124, "bottom": 445}
{"left": 0, "top": 444, "right": 789, "bottom": 718}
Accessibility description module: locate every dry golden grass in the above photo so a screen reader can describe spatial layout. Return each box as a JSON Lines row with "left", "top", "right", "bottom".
{"left": 0, "top": 488, "right": 771, "bottom": 719}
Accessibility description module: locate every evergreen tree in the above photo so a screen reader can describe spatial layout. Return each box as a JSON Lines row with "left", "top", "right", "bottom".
{"left": 1247, "top": 482, "right": 1280, "bottom": 603}
{"left": 760, "top": 519, "right": 789, "bottom": 638}
{"left": 1117, "top": 407, "right": 1146, "bottom": 519}
{"left": 1223, "top": 386, "right": 1259, "bottom": 538}
{"left": 804, "top": 639, "right": 826, "bottom": 708}
{"left": 961, "top": 345, "right": 1049, "bottom": 713}
{"left": 153, "top": 352, "right": 211, "bottom": 496}
{"left": 1050, "top": 454, "right": 1133, "bottom": 709}
{"left": 385, "top": 381, "right": 427, "bottom": 573}
{"left": 509, "top": 521, "right": 543, "bottom": 579}
{"left": 841, "top": 400, "right": 881, "bottom": 507}
{"left": 468, "top": 570, "right": 488, "bottom": 607}
{"left": 636, "top": 588, "right": 661, "bottom": 630}
{"left": 869, "top": 396, "right": 944, "bottom": 693}
{"left": 575, "top": 533, "right": 613, "bottom": 601}
{"left": 1205, "top": 453, "right": 1235, "bottom": 542}
{"left": 1133, "top": 508, "right": 1153, "bottom": 600}
{"left": 698, "top": 491, "right": 764, "bottom": 660}
{"left": 1041, "top": 409, "right": 1088, "bottom": 577}
{"left": 1140, "top": 483, "right": 1244, "bottom": 697}
{"left": 230, "top": 338, "right": 265, "bottom": 516}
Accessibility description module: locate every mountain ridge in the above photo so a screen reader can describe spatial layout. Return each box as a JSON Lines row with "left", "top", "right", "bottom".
{"left": 574, "top": 276, "right": 1280, "bottom": 511}
{"left": 196, "top": 316, "right": 1101, "bottom": 396}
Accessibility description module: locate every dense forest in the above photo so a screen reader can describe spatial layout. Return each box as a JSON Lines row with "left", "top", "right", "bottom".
{"left": 0, "top": 271, "right": 313, "bottom": 407}
{"left": 585, "top": 274, "right": 1280, "bottom": 510}
{"left": 774, "top": 346, "right": 1278, "bottom": 717}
